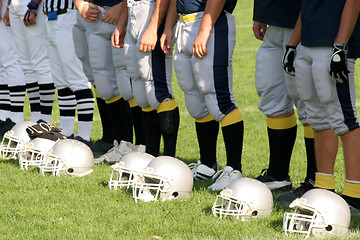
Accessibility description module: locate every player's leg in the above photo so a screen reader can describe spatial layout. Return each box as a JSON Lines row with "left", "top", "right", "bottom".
{"left": 49, "top": 11, "right": 94, "bottom": 142}
{"left": 192, "top": 13, "right": 243, "bottom": 191}
{"left": 137, "top": 19, "right": 179, "bottom": 157}
{"left": 46, "top": 19, "right": 76, "bottom": 137}
{"left": 0, "top": 22, "right": 25, "bottom": 129}
{"left": 335, "top": 59, "right": 360, "bottom": 212}
{"left": 144, "top": 50, "right": 179, "bottom": 156}
{"left": 174, "top": 49, "right": 219, "bottom": 179}
{"left": 0, "top": 58, "right": 10, "bottom": 125}
{"left": 9, "top": 10, "right": 42, "bottom": 123}
{"left": 73, "top": 11, "right": 115, "bottom": 152}
{"left": 93, "top": 90, "right": 115, "bottom": 152}
{"left": 129, "top": 101, "right": 146, "bottom": 145}
{"left": 89, "top": 18, "right": 132, "bottom": 144}
{"left": 113, "top": 46, "right": 145, "bottom": 145}
{"left": 25, "top": 10, "right": 55, "bottom": 124}
{"left": 0, "top": 23, "right": 11, "bottom": 127}
{"left": 255, "top": 26, "right": 296, "bottom": 191}
{"left": 124, "top": 11, "right": 161, "bottom": 155}
{"left": 297, "top": 47, "right": 338, "bottom": 192}
{"left": 278, "top": 61, "right": 317, "bottom": 202}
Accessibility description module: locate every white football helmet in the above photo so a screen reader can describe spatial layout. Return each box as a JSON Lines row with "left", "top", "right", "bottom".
{"left": 133, "top": 156, "right": 193, "bottom": 202}
{"left": 283, "top": 189, "right": 350, "bottom": 238}
{"left": 0, "top": 121, "right": 35, "bottom": 159}
{"left": 108, "top": 152, "right": 154, "bottom": 190}
{"left": 40, "top": 139, "right": 94, "bottom": 177}
{"left": 212, "top": 178, "right": 273, "bottom": 220}
{"left": 18, "top": 137, "right": 58, "bottom": 170}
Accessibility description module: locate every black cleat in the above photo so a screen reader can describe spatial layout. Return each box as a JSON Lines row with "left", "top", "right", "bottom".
{"left": 342, "top": 194, "right": 360, "bottom": 216}
{"left": 92, "top": 139, "right": 113, "bottom": 153}
{"left": 0, "top": 118, "right": 16, "bottom": 137}
{"left": 256, "top": 168, "right": 292, "bottom": 191}
{"left": 277, "top": 179, "right": 315, "bottom": 206}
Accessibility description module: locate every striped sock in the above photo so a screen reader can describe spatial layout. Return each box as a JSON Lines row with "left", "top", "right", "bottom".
{"left": 9, "top": 85, "right": 26, "bottom": 123}
{"left": 58, "top": 87, "right": 76, "bottom": 137}
{"left": 26, "top": 81, "right": 41, "bottom": 122}
{"left": 39, "top": 83, "right": 55, "bottom": 123}
{"left": 0, "top": 84, "right": 10, "bottom": 121}
{"left": 74, "top": 89, "right": 94, "bottom": 141}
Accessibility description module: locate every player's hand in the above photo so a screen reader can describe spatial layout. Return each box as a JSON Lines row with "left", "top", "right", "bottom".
{"left": 253, "top": 21, "right": 267, "bottom": 41}
{"left": 282, "top": 45, "right": 296, "bottom": 76}
{"left": 23, "top": 9, "right": 37, "bottom": 26}
{"left": 330, "top": 44, "right": 349, "bottom": 84}
{"left": 111, "top": 24, "right": 126, "bottom": 48}
{"left": 193, "top": 30, "right": 210, "bottom": 58}
{"left": 101, "top": 5, "right": 120, "bottom": 25}
{"left": 160, "top": 27, "right": 173, "bottom": 56}
{"left": 139, "top": 27, "right": 157, "bottom": 52}
{"left": 3, "top": 8, "right": 10, "bottom": 26}
{"left": 78, "top": 2, "right": 100, "bottom": 23}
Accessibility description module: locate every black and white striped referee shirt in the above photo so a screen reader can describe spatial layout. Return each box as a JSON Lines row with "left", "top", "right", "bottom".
{"left": 42, "top": 0, "right": 75, "bottom": 14}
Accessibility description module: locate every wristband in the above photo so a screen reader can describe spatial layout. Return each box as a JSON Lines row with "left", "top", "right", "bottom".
{"left": 27, "top": 1, "right": 39, "bottom": 10}
{"left": 27, "top": 9, "right": 38, "bottom": 16}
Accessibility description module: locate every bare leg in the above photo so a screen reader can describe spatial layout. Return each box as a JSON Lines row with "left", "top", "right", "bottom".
{"left": 341, "top": 128, "right": 360, "bottom": 181}
{"left": 314, "top": 129, "right": 338, "bottom": 174}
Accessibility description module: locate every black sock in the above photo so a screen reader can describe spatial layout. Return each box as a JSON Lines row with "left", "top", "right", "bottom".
{"left": 106, "top": 98, "right": 133, "bottom": 143}
{"left": 267, "top": 126, "right": 297, "bottom": 180}
{"left": 305, "top": 137, "right": 317, "bottom": 182}
{"left": 195, "top": 120, "right": 219, "bottom": 168}
{"left": 222, "top": 121, "right": 244, "bottom": 172}
{"left": 97, "top": 97, "right": 115, "bottom": 143}
{"left": 158, "top": 107, "right": 179, "bottom": 157}
{"left": 131, "top": 106, "right": 146, "bottom": 145}
{"left": 142, "top": 110, "right": 161, "bottom": 157}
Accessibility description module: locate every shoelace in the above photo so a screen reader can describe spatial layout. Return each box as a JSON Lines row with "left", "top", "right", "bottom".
{"left": 214, "top": 169, "right": 231, "bottom": 183}
{"left": 188, "top": 161, "right": 200, "bottom": 171}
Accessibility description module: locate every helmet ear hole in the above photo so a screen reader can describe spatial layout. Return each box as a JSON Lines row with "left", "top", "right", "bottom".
{"left": 67, "top": 168, "right": 74, "bottom": 174}
{"left": 172, "top": 192, "right": 179, "bottom": 198}
{"left": 252, "top": 211, "right": 258, "bottom": 216}
{"left": 325, "top": 225, "right": 333, "bottom": 232}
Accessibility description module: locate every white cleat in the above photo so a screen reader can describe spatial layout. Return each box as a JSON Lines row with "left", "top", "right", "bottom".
{"left": 208, "top": 166, "right": 243, "bottom": 192}
{"left": 94, "top": 140, "right": 147, "bottom": 164}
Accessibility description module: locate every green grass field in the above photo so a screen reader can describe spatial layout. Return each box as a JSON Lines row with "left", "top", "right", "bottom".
{"left": 1, "top": 0, "right": 360, "bottom": 239}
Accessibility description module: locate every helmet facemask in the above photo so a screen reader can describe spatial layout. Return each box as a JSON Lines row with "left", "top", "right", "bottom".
{"left": 40, "top": 154, "right": 93, "bottom": 177}
{"left": 0, "top": 131, "right": 28, "bottom": 159}
{"left": 283, "top": 198, "right": 335, "bottom": 238}
{"left": 133, "top": 167, "right": 177, "bottom": 202}
{"left": 109, "top": 162, "right": 143, "bottom": 190}
{"left": 19, "top": 143, "right": 50, "bottom": 169}
{"left": 212, "top": 188, "right": 258, "bottom": 220}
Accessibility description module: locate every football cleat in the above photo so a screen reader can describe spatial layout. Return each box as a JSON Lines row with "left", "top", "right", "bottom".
{"left": 208, "top": 166, "right": 243, "bottom": 192}
{"left": 256, "top": 168, "right": 292, "bottom": 191}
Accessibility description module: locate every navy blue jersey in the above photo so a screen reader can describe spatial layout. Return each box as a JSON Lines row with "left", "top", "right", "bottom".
{"left": 94, "top": 0, "right": 122, "bottom": 7}
{"left": 177, "top": 0, "right": 237, "bottom": 15}
{"left": 253, "top": 0, "right": 301, "bottom": 28}
{"left": 301, "top": 0, "right": 344, "bottom": 47}
{"left": 301, "top": 0, "right": 360, "bottom": 57}
{"left": 348, "top": 17, "right": 360, "bottom": 58}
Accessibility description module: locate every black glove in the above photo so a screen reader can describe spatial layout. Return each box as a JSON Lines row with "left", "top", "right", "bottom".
{"left": 330, "top": 44, "right": 349, "bottom": 84}
{"left": 38, "top": 132, "right": 66, "bottom": 141}
{"left": 282, "top": 45, "right": 297, "bottom": 76}
{"left": 26, "top": 122, "right": 63, "bottom": 139}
